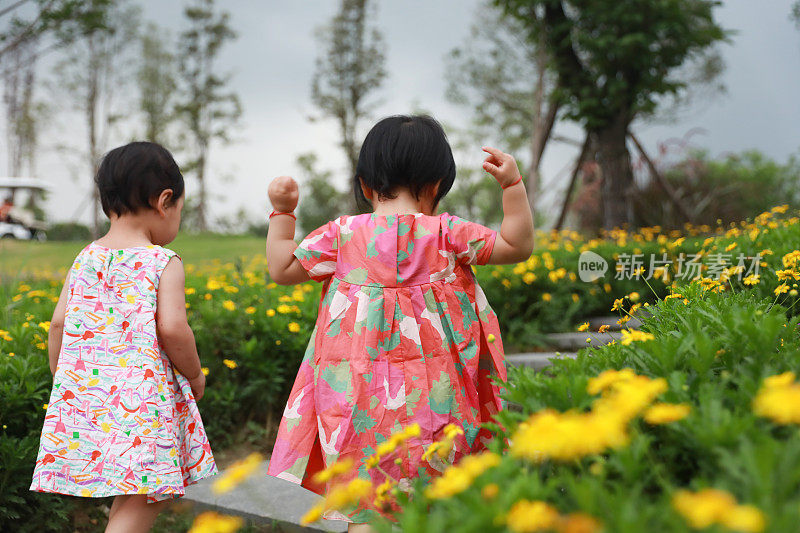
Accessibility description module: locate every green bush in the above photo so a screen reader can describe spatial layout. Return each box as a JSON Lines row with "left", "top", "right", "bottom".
{"left": 46, "top": 223, "right": 92, "bottom": 242}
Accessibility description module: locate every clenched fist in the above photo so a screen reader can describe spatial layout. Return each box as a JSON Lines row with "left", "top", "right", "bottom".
{"left": 269, "top": 175, "right": 300, "bottom": 213}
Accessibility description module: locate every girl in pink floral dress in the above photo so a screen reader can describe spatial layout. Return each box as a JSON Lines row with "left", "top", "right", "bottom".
{"left": 266, "top": 115, "right": 534, "bottom": 529}
{"left": 31, "top": 142, "right": 216, "bottom": 532}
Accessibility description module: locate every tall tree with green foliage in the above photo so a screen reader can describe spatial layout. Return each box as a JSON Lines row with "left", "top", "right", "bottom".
{"left": 176, "top": 0, "right": 241, "bottom": 232}
{"left": 311, "top": 0, "right": 386, "bottom": 212}
{"left": 494, "top": 0, "right": 729, "bottom": 229}
{"left": 137, "top": 23, "right": 176, "bottom": 146}
{"left": 446, "top": 3, "right": 559, "bottom": 212}
{"left": 51, "top": 0, "right": 139, "bottom": 236}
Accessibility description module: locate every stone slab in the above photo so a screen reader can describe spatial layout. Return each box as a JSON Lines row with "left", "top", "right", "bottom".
{"left": 506, "top": 352, "right": 578, "bottom": 371}
{"left": 184, "top": 461, "right": 347, "bottom": 533}
{"left": 544, "top": 330, "right": 622, "bottom": 350}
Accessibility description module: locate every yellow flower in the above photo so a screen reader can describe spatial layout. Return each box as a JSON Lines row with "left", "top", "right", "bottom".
{"left": 266, "top": 309, "right": 276, "bottom": 317}
{"left": 743, "top": 274, "right": 760, "bottom": 286}
{"left": 206, "top": 279, "right": 223, "bottom": 291}
{"left": 505, "top": 500, "right": 560, "bottom": 532}
{"left": 300, "top": 503, "right": 324, "bottom": 525}
{"left": 577, "top": 322, "right": 589, "bottom": 332}
{"left": 598, "top": 324, "right": 610, "bottom": 333}
{"left": 189, "top": 511, "right": 244, "bottom": 533}
{"left": 672, "top": 489, "right": 763, "bottom": 532}
{"left": 720, "top": 504, "right": 766, "bottom": 533}
{"left": 559, "top": 513, "right": 602, "bottom": 533}
{"left": 620, "top": 329, "right": 655, "bottom": 346}
{"left": 212, "top": 453, "right": 263, "bottom": 494}
{"left": 222, "top": 300, "right": 236, "bottom": 311}
{"left": 587, "top": 368, "right": 636, "bottom": 395}
{"left": 542, "top": 293, "right": 551, "bottom": 302}
{"left": 245, "top": 306, "right": 256, "bottom": 315}
{"left": 185, "top": 287, "right": 197, "bottom": 295}
{"left": 763, "top": 371, "right": 795, "bottom": 388}
{"left": 288, "top": 322, "right": 301, "bottom": 333}
{"left": 201, "top": 367, "right": 210, "bottom": 376}
{"left": 611, "top": 298, "right": 624, "bottom": 311}
{"left": 38, "top": 321, "right": 51, "bottom": 332}
{"left": 277, "top": 304, "right": 292, "bottom": 314}
{"left": 774, "top": 284, "right": 790, "bottom": 296}
{"left": 424, "top": 452, "right": 500, "bottom": 499}
{"left": 628, "top": 291, "right": 640, "bottom": 302}
{"left": 753, "top": 373, "right": 800, "bottom": 424}
{"left": 487, "top": 333, "right": 496, "bottom": 343}
{"left": 223, "top": 359, "right": 238, "bottom": 369}
{"left": 643, "top": 403, "right": 691, "bottom": 425}
{"left": 313, "top": 457, "right": 354, "bottom": 484}
{"left": 523, "top": 272, "right": 536, "bottom": 284}
{"left": 481, "top": 483, "right": 499, "bottom": 500}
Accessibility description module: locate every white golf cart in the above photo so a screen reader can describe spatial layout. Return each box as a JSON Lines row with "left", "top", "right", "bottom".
{"left": 0, "top": 177, "right": 51, "bottom": 241}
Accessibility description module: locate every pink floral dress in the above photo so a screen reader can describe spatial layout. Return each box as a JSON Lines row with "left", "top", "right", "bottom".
{"left": 267, "top": 213, "right": 507, "bottom": 522}
{"left": 31, "top": 243, "right": 216, "bottom": 502}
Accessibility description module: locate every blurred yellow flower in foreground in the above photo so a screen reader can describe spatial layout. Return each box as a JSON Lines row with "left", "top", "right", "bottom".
{"left": 223, "top": 359, "right": 237, "bottom": 369}
{"left": 643, "top": 403, "right": 691, "bottom": 425}
{"left": 212, "top": 453, "right": 264, "bottom": 494}
{"left": 505, "top": 500, "right": 560, "bottom": 532}
{"left": 620, "top": 329, "right": 655, "bottom": 345}
{"left": 672, "top": 489, "right": 764, "bottom": 532}
{"left": 425, "top": 452, "right": 500, "bottom": 499}
{"left": 753, "top": 372, "right": 800, "bottom": 425}
{"left": 188, "top": 511, "right": 243, "bottom": 533}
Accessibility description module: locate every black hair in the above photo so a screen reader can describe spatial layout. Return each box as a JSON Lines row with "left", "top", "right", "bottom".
{"left": 95, "top": 141, "right": 184, "bottom": 217}
{"left": 354, "top": 115, "right": 456, "bottom": 210}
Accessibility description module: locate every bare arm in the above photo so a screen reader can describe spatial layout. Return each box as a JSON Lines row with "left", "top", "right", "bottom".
{"left": 481, "top": 146, "right": 536, "bottom": 264}
{"left": 48, "top": 272, "right": 70, "bottom": 376}
{"left": 266, "top": 175, "right": 311, "bottom": 285}
{"left": 156, "top": 257, "right": 205, "bottom": 400}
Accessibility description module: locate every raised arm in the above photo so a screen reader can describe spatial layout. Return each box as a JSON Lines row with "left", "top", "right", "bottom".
{"left": 266, "top": 176, "right": 311, "bottom": 285}
{"left": 156, "top": 257, "right": 205, "bottom": 400}
{"left": 481, "top": 146, "right": 535, "bottom": 264}
{"left": 48, "top": 272, "right": 70, "bottom": 376}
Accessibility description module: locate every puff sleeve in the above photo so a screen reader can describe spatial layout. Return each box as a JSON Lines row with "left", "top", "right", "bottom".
{"left": 443, "top": 214, "right": 497, "bottom": 266}
{"left": 293, "top": 219, "right": 339, "bottom": 281}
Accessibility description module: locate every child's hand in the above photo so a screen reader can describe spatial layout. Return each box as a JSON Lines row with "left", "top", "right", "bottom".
{"left": 189, "top": 372, "right": 206, "bottom": 401}
{"left": 482, "top": 147, "right": 522, "bottom": 188}
{"left": 269, "top": 176, "right": 300, "bottom": 213}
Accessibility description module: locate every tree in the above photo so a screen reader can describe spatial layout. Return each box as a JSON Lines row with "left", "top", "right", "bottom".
{"left": 137, "top": 23, "right": 176, "bottom": 145}
{"left": 446, "top": 3, "right": 559, "bottom": 212}
{"left": 50, "top": 0, "right": 139, "bottom": 236}
{"left": 0, "top": 0, "right": 111, "bottom": 60}
{"left": 311, "top": 0, "right": 386, "bottom": 212}
{"left": 176, "top": 0, "right": 241, "bottom": 232}
{"left": 494, "top": 0, "right": 729, "bottom": 229}
{"left": 3, "top": 33, "right": 41, "bottom": 177}
{"left": 295, "top": 153, "right": 347, "bottom": 234}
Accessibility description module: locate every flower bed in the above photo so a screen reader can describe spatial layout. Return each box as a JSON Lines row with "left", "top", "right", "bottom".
{"left": 2, "top": 206, "right": 799, "bottom": 530}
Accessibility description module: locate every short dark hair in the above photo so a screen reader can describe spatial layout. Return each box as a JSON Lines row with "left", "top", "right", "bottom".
{"left": 95, "top": 142, "right": 184, "bottom": 217}
{"left": 354, "top": 115, "right": 456, "bottom": 210}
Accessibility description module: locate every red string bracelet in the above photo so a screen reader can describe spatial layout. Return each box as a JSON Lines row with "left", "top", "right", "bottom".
{"left": 269, "top": 210, "right": 296, "bottom": 220}
{"left": 502, "top": 175, "right": 524, "bottom": 189}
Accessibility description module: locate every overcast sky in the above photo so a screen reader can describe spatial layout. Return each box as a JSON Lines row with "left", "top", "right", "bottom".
{"left": 1, "top": 0, "right": 799, "bottom": 228}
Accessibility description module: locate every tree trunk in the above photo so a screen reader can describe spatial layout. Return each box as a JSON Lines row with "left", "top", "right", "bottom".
{"left": 591, "top": 111, "right": 634, "bottom": 230}
{"left": 554, "top": 134, "right": 590, "bottom": 231}
{"left": 196, "top": 142, "right": 208, "bottom": 232}
{"left": 88, "top": 35, "right": 101, "bottom": 238}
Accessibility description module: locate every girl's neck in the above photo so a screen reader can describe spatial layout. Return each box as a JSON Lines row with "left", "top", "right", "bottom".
{"left": 94, "top": 215, "right": 156, "bottom": 248}
{"left": 371, "top": 189, "right": 436, "bottom": 216}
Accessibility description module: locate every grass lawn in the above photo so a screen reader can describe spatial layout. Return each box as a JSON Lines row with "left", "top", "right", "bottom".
{"left": 0, "top": 233, "right": 266, "bottom": 281}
